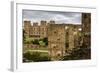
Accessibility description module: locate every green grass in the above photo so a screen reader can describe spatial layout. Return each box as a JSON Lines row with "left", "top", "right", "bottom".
{"left": 39, "top": 52, "right": 49, "bottom": 57}
{"left": 38, "top": 47, "right": 48, "bottom": 50}
{"left": 25, "top": 47, "right": 48, "bottom": 51}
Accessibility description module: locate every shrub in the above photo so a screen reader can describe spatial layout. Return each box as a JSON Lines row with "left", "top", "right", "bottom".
{"left": 32, "top": 39, "right": 39, "bottom": 45}
{"left": 39, "top": 41, "right": 45, "bottom": 46}
{"left": 63, "top": 48, "right": 91, "bottom": 60}
{"left": 43, "top": 38, "right": 48, "bottom": 45}
{"left": 23, "top": 51, "right": 51, "bottom": 62}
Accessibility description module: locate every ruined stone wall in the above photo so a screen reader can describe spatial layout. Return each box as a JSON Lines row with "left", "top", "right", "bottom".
{"left": 68, "top": 26, "right": 75, "bottom": 51}
{"left": 82, "top": 13, "right": 91, "bottom": 48}
{"left": 48, "top": 24, "right": 66, "bottom": 60}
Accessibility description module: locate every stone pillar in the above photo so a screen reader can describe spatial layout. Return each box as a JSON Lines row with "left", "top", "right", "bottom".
{"left": 68, "top": 27, "right": 75, "bottom": 51}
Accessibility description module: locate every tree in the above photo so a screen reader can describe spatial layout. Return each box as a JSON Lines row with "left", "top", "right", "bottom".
{"left": 43, "top": 38, "right": 48, "bottom": 45}
{"left": 39, "top": 41, "right": 45, "bottom": 46}
{"left": 32, "top": 39, "right": 39, "bottom": 44}
{"left": 23, "top": 29, "right": 26, "bottom": 42}
{"left": 63, "top": 48, "right": 91, "bottom": 60}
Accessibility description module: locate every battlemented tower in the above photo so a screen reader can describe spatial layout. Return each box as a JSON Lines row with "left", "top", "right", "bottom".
{"left": 24, "top": 21, "right": 31, "bottom": 38}
{"left": 40, "top": 21, "right": 48, "bottom": 39}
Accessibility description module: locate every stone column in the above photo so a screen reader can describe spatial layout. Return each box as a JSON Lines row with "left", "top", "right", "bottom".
{"left": 68, "top": 27, "right": 75, "bottom": 51}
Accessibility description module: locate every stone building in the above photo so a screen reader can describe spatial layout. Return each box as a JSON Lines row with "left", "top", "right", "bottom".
{"left": 65, "top": 24, "right": 82, "bottom": 54}
{"left": 82, "top": 13, "right": 91, "bottom": 49}
{"left": 24, "top": 20, "right": 48, "bottom": 40}
{"left": 24, "top": 21, "right": 31, "bottom": 38}
{"left": 73, "top": 25, "right": 82, "bottom": 49}
{"left": 48, "top": 24, "right": 66, "bottom": 60}
{"left": 23, "top": 18, "right": 86, "bottom": 60}
{"left": 30, "top": 22, "right": 40, "bottom": 39}
{"left": 40, "top": 21, "right": 48, "bottom": 39}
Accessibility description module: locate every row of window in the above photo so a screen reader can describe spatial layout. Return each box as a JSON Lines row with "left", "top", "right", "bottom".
{"left": 33, "top": 28, "right": 47, "bottom": 31}
{"left": 30, "top": 32, "right": 47, "bottom": 35}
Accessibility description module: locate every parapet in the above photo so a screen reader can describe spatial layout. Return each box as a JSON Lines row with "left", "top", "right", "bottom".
{"left": 40, "top": 20, "right": 47, "bottom": 25}
{"left": 49, "top": 20, "right": 55, "bottom": 24}
{"left": 33, "top": 22, "right": 38, "bottom": 26}
{"left": 24, "top": 21, "right": 31, "bottom": 24}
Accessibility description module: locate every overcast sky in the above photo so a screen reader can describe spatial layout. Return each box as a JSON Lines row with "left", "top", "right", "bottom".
{"left": 23, "top": 10, "right": 82, "bottom": 25}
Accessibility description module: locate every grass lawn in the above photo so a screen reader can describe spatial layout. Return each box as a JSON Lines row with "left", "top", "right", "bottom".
{"left": 37, "top": 47, "right": 48, "bottom": 50}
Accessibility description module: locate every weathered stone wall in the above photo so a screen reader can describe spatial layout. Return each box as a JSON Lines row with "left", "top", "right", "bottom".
{"left": 48, "top": 24, "right": 66, "bottom": 60}
{"left": 24, "top": 20, "right": 48, "bottom": 39}
{"left": 30, "top": 22, "right": 40, "bottom": 39}
{"left": 82, "top": 13, "right": 91, "bottom": 48}
{"left": 24, "top": 21, "right": 31, "bottom": 38}
{"left": 68, "top": 26, "right": 75, "bottom": 50}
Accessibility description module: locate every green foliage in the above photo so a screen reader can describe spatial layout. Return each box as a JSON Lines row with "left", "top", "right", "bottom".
{"left": 31, "top": 38, "right": 48, "bottom": 46}
{"left": 38, "top": 38, "right": 48, "bottom": 46}
{"left": 32, "top": 39, "right": 39, "bottom": 45}
{"left": 23, "top": 51, "right": 51, "bottom": 62}
{"left": 39, "top": 41, "right": 45, "bottom": 46}
{"left": 23, "top": 29, "right": 26, "bottom": 42}
{"left": 24, "top": 37, "right": 48, "bottom": 46}
{"left": 63, "top": 48, "right": 91, "bottom": 60}
{"left": 42, "top": 38, "right": 48, "bottom": 45}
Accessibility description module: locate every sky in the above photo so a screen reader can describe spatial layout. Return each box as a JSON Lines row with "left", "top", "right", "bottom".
{"left": 23, "top": 10, "right": 82, "bottom": 25}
